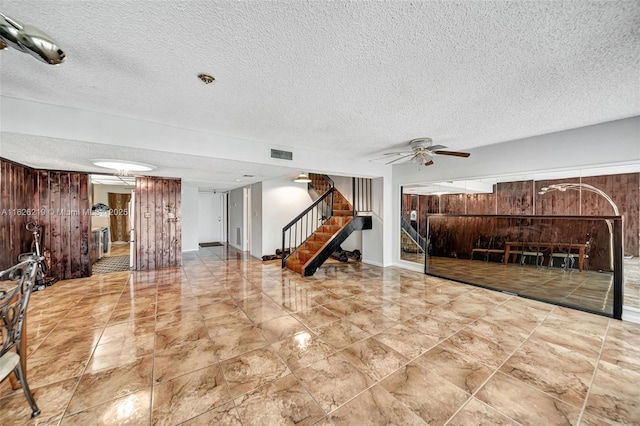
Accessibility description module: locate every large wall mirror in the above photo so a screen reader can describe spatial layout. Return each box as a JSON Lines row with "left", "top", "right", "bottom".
{"left": 400, "top": 170, "right": 639, "bottom": 319}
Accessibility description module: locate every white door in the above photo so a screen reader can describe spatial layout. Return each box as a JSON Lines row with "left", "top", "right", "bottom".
{"left": 198, "top": 192, "right": 222, "bottom": 243}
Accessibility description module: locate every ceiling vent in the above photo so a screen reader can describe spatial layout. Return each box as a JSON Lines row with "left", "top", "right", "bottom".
{"left": 271, "top": 149, "right": 293, "bottom": 160}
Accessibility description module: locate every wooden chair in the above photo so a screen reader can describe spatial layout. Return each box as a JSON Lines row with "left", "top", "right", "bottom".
{"left": 0, "top": 257, "right": 41, "bottom": 418}
{"left": 486, "top": 235, "right": 506, "bottom": 262}
{"left": 471, "top": 235, "right": 492, "bottom": 261}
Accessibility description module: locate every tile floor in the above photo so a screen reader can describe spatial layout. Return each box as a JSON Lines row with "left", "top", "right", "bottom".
{"left": 426, "top": 257, "right": 617, "bottom": 314}
{"left": 401, "top": 235, "right": 640, "bottom": 314}
{"left": 1, "top": 245, "right": 639, "bottom": 425}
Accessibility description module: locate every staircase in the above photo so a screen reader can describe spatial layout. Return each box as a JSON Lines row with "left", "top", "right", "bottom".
{"left": 283, "top": 174, "right": 372, "bottom": 276}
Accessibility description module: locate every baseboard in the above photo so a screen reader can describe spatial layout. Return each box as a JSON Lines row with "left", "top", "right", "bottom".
{"left": 361, "top": 259, "right": 384, "bottom": 267}
{"left": 182, "top": 248, "right": 199, "bottom": 253}
{"left": 393, "top": 260, "right": 424, "bottom": 273}
{"left": 622, "top": 306, "right": 640, "bottom": 324}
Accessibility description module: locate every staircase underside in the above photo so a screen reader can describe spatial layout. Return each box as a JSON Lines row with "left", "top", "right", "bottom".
{"left": 286, "top": 214, "right": 372, "bottom": 276}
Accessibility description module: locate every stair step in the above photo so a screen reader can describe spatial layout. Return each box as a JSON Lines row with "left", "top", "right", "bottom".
{"left": 285, "top": 258, "right": 304, "bottom": 274}
{"left": 285, "top": 175, "right": 361, "bottom": 276}
{"left": 320, "top": 224, "right": 341, "bottom": 233}
{"left": 305, "top": 240, "right": 325, "bottom": 251}
{"left": 297, "top": 249, "right": 315, "bottom": 263}
{"left": 311, "top": 232, "right": 333, "bottom": 242}
{"left": 329, "top": 216, "right": 352, "bottom": 226}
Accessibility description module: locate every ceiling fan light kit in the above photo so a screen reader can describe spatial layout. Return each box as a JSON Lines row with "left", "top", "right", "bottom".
{"left": 376, "top": 137, "right": 470, "bottom": 167}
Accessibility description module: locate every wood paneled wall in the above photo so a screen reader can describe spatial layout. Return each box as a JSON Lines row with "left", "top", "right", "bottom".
{"left": 427, "top": 216, "right": 612, "bottom": 271}
{"left": 404, "top": 173, "right": 640, "bottom": 256}
{"left": 496, "top": 181, "right": 534, "bottom": 215}
{"left": 466, "top": 191, "right": 496, "bottom": 215}
{"left": 0, "top": 159, "right": 35, "bottom": 271}
{"left": 0, "top": 158, "right": 91, "bottom": 278}
{"left": 135, "top": 176, "right": 182, "bottom": 271}
{"left": 33, "top": 170, "right": 91, "bottom": 279}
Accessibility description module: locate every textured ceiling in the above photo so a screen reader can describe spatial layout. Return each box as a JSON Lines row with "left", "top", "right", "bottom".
{"left": 1, "top": 1, "right": 639, "bottom": 189}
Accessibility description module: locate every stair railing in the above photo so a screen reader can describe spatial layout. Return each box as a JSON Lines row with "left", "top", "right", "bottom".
{"left": 352, "top": 177, "right": 372, "bottom": 216}
{"left": 282, "top": 187, "right": 334, "bottom": 268}
{"left": 309, "top": 173, "right": 334, "bottom": 198}
{"left": 401, "top": 216, "right": 427, "bottom": 252}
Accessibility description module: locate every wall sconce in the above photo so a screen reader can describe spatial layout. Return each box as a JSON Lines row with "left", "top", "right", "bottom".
{"left": 294, "top": 173, "right": 311, "bottom": 183}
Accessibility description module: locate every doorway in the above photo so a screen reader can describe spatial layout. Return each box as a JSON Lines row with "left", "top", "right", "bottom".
{"left": 198, "top": 192, "right": 223, "bottom": 244}
{"left": 90, "top": 174, "right": 135, "bottom": 274}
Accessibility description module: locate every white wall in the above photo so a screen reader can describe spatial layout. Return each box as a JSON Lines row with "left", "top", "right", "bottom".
{"left": 92, "top": 184, "right": 133, "bottom": 228}
{"left": 220, "top": 193, "right": 228, "bottom": 243}
{"left": 361, "top": 177, "right": 388, "bottom": 266}
{"left": 181, "top": 184, "right": 199, "bottom": 252}
{"left": 391, "top": 116, "right": 640, "bottom": 266}
{"left": 250, "top": 182, "right": 263, "bottom": 258}
{"left": 261, "top": 176, "right": 314, "bottom": 257}
{"left": 327, "top": 175, "right": 361, "bottom": 252}
{"left": 228, "top": 188, "right": 245, "bottom": 250}
{"left": 91, "top": 183, "right": 133, "bottom": 237}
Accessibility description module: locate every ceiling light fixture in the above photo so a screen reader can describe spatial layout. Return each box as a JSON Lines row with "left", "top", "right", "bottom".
{"left": 0, "top": 12, "right": 65, "bottom": 64}
{"left": 92, "top": 160, "right": 155, "bottom": 175}
{"left": 294, "top": 172, "right": 311, "bottom": 183}
{"left": 198, "top": 73, "right": 215, "bottom": 84}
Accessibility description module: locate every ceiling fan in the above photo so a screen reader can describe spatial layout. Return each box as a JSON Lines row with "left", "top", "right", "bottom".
{"left": 377, "top": 137, "right": 470, "bottom": 166}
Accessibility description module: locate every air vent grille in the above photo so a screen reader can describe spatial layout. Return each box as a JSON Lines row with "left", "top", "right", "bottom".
{"left": 271, "top": 149, "right": 293, "bottom": 160}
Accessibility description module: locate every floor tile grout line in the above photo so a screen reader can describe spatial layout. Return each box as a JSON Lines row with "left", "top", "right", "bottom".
{"left": 241, "top": 271, "right": 516, "bottom": 420}
{"left": 56, "top": 272, "right": 130, "bottom": 421}
{"left": 576, "top": 318, "right": 611, "bottom": 425}
{"left": 20, "top": 246, "right": 630, "bottom": 425}
{"left": 461, "top": 304, "right": 581, "bottom": 424}
{"left": 442, "top": 396, "right": 527, "bottom": 426}
{"left": 423, "top": 295, "right": 557, "bottom": 424}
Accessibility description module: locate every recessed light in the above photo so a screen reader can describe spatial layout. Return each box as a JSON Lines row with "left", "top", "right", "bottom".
{"left": 92, "top": 160, "right": 155, "bottom": 172}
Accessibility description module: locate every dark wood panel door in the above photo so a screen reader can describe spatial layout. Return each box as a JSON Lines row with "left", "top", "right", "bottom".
{"left": 135, "top": 176, "right": 182, "bottom": 271}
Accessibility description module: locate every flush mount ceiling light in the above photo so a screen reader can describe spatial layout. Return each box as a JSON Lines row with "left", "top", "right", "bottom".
{"left": 198, "top": 73, "right": 215, "bottom": 84}
{"left": 294, "top": 172, "right": 311, "bottom": 183}
{"left": 92, "top": 160, "right": 155, "bottom": 174}
{"left": 0, "top": 12, "right": 65, "bottom": 64}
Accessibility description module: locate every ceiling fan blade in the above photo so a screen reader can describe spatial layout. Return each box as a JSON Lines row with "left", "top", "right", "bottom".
{"left": 385, "top": 154, "right": 414, "bottom": 164}
{"left": 370, "top": 151, "right": 413, "bottom": 162}
{"left": 424, "top": 159, "right": 434, "bottom": 166}
{"left": 383, "top": 151, "right": 412, "bottom": 156}
{"left": 433, "top": 150, "right": 470, "bottom": 158}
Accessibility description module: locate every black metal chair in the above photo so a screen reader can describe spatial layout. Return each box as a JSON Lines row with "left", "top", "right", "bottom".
{"left": 0, "top": 257, "right": 41, "bottom": 418}
{"left": 550, "top": 239, "right": 577, "bottom": 271}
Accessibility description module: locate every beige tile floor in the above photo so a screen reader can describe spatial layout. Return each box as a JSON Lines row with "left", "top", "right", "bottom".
{"left": 1, "top": 245, "right": 639, "bottom": 425}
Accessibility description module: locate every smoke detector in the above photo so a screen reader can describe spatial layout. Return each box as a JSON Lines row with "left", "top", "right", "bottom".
{"left": 198, "top": 73, "right": 215, "bottom": 84}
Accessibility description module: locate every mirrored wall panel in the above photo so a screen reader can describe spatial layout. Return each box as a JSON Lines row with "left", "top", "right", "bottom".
{"left": 424, "top": 215, "right": 623, "bottom": 318}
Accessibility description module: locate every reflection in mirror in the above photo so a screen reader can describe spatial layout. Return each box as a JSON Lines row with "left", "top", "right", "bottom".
{"left": 423, "top": 214, "right": 622, "bottom": 318}
{"left": 400, "top": 169, "right": 638, "bottom": 319}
